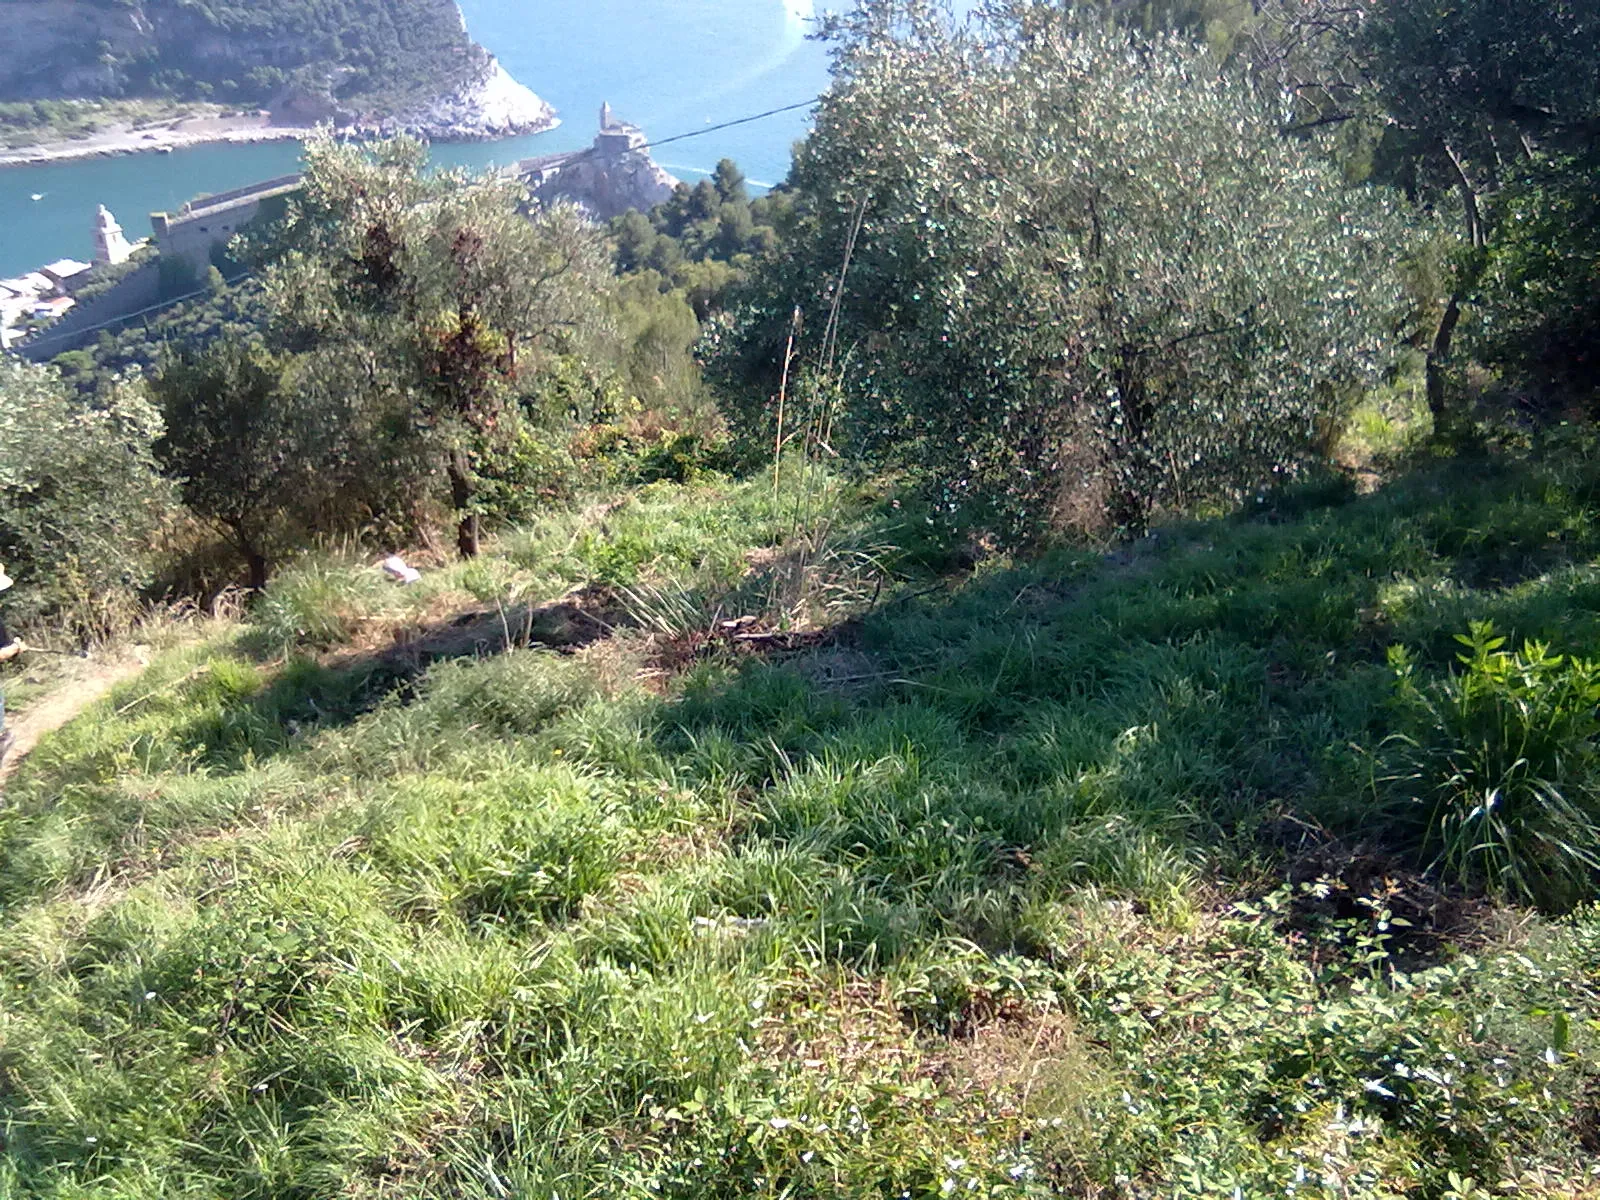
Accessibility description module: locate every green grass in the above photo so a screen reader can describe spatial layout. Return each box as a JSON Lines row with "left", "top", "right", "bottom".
{"left": 2, "top": 459, "right": 1600, "bottom": 1197}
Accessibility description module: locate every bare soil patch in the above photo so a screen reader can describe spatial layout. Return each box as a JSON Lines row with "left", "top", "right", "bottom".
{"left": 1, "top": 652, "right": 149, "bottom": 787}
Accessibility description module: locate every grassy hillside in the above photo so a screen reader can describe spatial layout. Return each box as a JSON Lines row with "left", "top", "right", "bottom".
{"left": 2, "top": 455, "right": 1599, "bottom": 1197}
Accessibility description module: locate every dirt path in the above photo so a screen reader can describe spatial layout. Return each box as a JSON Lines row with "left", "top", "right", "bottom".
{"left": 1, "top": 655, "right": 148, "bottom": 788}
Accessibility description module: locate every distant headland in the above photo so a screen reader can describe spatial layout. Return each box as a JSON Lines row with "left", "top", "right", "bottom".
{"left": 0, "top": 0, "right": 557, "bottom": 168}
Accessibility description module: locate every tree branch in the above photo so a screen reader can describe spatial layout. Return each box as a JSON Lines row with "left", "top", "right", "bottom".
{"left": 1282, "top": 111, "right": 1358, "bottom": 135}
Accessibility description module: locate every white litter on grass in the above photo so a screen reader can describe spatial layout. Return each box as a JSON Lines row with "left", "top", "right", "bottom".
{"left": 380, "top": 555, "right": 421, "bottom": 585}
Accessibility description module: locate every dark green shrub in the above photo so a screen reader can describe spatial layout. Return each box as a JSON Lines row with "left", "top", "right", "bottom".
{"left": 1384, "top": 621, "right": 1600, "bottom": 910}
{"left": 1477, "top": 151, "right": 1600, "bottom": 406}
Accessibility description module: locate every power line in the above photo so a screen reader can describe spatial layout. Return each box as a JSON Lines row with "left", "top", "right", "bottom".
{"left": 638, "top": 98, "right": 820, "bottom": 153}
{"left": 11, "top": 96, "right": 825, "bottom": 358}
{"left": 517, "top": 97, "right": 821, "bottom": 177}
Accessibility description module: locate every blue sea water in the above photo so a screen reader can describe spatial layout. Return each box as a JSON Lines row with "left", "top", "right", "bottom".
{"left": 0, "top": 0, "right": 831, "bottom": 278}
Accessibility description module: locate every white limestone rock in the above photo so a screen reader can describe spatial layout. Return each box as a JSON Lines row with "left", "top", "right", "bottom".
{"left": 389, "top": 58, "right": 557, "bottom": 142}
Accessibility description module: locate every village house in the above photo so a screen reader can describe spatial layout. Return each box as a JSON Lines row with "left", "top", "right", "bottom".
{"left": 39, "top": 259, "right": 93, "bottom": 293}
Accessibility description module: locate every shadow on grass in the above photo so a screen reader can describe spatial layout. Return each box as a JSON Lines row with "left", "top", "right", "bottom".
{"left": 183, "top": 589, "right": 631, "bottom": 776}
{"left": 13, "top": 449, "right": 1600, "bottom": 922}
{"left": 645, "top": 450, "right": 1600, "bottom": 958}
{"left": 143, "top": 474, "right": 961, "bottom": 780}
{"left": 6, "top": 454, "right": 1600, "bottom": 1198}
{"left": 0, "top": 589, "right": 627, "bottom": 810}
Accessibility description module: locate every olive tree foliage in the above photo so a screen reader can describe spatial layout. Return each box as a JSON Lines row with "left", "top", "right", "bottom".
{"left": 721, "top": 2, "right": 1408, "bottom": 538}
{"left": 1477, "top": 150, "right": 1600, "bottom": 406}
{"left": 609, "top": 272, "right": 707, "bottom": 415}
{"left": 0, "top": 361, "right": 171, "bottom": 630}
{"left": 150, "top": 339, "right": 381, "bottom": 590}
{"left": 1355, "top": 0, "right": 1600, "bottom": 411}
{"left": 1349, "top": 0, "right": 1599, "bottom": 217}
{"left": 261, "top": 136, "right": 614, "bottom": 558}
{"left": 1241, "top": 0, "right": 1600, "bottom": 414}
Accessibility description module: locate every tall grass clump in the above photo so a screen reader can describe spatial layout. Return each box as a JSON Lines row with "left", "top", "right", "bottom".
{"left": 252, "top": 556, "right": 397, "bottom": 650}
{"left": 1385, "top": 621, "right": 1600, "bottom": 910}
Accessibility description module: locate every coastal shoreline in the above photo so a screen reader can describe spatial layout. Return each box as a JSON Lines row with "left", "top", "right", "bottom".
{"left": 0, "top": 115, "right": 315, "bottom": 169}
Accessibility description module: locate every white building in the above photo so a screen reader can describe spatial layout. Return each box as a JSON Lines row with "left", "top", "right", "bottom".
{"left": 0, "top": 273, "right": 54, "bottom": 352}
{"left": 40, "top": 259, "right": 92, "bottom": 292}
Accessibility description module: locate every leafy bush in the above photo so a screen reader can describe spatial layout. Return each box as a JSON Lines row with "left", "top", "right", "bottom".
{"left": 609, "top": 161, "right": 790, "bottom": 317}
{"left": 1477, "top": 150, "right": 1600, "bottom": 406}
{"left": 265, "top": 136, "right": 615, "bottom": 559}
{"left": 1385, "top": 621, "right": 1600, "bottom": 910}
{"left": 0, "top": 361, "right": 172, "bottom": 633}
{"left": 1063, "top": 891, "right": 1593, "bottom": 1191}
{"left": 151, "top": 339, "right": 347, "bottom": 590}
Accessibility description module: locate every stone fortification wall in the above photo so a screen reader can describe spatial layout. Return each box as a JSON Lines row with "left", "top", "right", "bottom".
{"left": 14, "top": 175, "right": 300, "bottom": 360}
{"left": 16, "top": 261, "right": 163, "bottom": 362}
{"left": 180, "top": 175, "right": 303, "bottom": 217}
{"left": 153, "top": 175, "right": 302, "bottom": 271}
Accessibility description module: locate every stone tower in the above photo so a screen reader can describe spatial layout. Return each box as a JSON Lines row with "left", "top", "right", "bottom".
{"left": 94, "top": 204, "right": 133, "bottom": 266}
{"left": 600, "top": 101, "right": 613, "bottom": 131}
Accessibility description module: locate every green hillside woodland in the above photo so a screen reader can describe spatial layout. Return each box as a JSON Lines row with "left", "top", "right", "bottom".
{"left": 0, "top": 0, "right": 487, "bottom": 143}
{"left": 1, "top": 0, "right": 1598, "bottom": 1196}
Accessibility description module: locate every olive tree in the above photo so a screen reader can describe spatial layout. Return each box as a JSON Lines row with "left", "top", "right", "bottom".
{"left": 1243, "top": 0, "right": 1600, "bottom": 416}
{"left": 264, "top": 136, "right": 614, "bottom": 558}
{"left": 150, "top": 338, "right": 375, "bottom": 590}
{"left": 1359, "top": 0, "right": 1599, "bottom": 414}
{"left": 1477, "top": 151, "right": 1600, "bottom": 404}
{"left": 724, "top": 3, "right": 1408, "bottom": 538}
{"left": 0, "top": 361, "right": 170, "bottom": 630}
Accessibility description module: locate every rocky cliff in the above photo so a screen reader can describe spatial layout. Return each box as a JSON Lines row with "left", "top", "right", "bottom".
{"left": 0, "top": 0, "right": 555, "bottom": 142}
{"left": 380, "top": 59, "right": 555, "bottom": 141}
{"left": 1, "top": 1, "right": 153, "bottom": 98}
{"left": 533, "top": 148, "right": 680, "bottom": 222}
